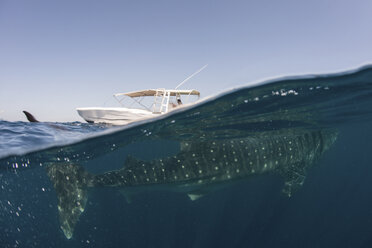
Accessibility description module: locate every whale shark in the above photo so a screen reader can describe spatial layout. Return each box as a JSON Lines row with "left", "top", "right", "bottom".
{"left": 44, "top": 128, "right": 337, "bottom": 239}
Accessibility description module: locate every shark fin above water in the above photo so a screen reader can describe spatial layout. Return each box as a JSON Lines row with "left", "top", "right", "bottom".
{"left": 22, "top": 110, "right": 69, "bottom": 130}
{"left": 23, "top": 110, "right": 39, "bottom": 122}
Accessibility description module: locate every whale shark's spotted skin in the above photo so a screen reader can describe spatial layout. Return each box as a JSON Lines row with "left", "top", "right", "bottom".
{"left": 47, "top": 128, "right": 337, "bottom": 239}
{"left": 95, "top": 130, "right": 334, "bottom": 195}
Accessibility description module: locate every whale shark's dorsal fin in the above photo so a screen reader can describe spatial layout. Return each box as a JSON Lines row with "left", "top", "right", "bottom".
{"left": 124, "top": 155, "right": 139, "bottom": 166}
{"left": 180, "top": 141, "right": 192, "bottom": 152}
{"left": 23, "top": 110, "right": 39, "bottom": 122}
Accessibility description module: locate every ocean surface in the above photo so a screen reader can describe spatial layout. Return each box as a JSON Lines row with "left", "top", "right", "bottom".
{"left": 1, "top": 65, "right": 372, "bottom": 248}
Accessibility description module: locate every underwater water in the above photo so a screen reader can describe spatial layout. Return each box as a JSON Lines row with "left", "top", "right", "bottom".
{"left": 1, "top": 65, "right": 372, "bottom": 247}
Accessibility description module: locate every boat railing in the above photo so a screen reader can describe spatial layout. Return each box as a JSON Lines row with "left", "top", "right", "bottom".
{"left": 153, "top": 89, "right": 171, "bottom": 113}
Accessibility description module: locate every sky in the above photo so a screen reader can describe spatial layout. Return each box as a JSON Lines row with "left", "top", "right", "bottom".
{"left": 1, "top": 0, "right": 372, "bottom": 122}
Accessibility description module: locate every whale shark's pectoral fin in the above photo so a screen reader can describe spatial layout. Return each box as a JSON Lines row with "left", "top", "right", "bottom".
{"left": 46, "top": 163, "right": 93, "bottom": 239}
{"left": 279, "top": 162, "right": 308, "bottom": 197}
{"left": 119, "top": 189, "right": 135, "bottom": 204}
{"left": 187, "top": 193, "right": 204, "bottom": 201}
{"left": 186, "top": 187, "right": 214, "bottom": 201}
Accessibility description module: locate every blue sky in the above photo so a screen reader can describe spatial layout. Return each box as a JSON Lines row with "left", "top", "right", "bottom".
{"left": 1, "top": 0, "right": 372, "bottom": 122}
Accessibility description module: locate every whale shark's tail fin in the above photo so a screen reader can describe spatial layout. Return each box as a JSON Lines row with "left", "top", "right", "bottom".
{"left": 46, "top": 163, "right": 94, "bottom": 239}
{"left": 22, "top": 110, "right": 39, "bottom": 122}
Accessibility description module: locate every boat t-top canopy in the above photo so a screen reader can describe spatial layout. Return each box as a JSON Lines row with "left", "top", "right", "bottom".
{"left": 114, "top": 89, "right": 200, "bottom": 98}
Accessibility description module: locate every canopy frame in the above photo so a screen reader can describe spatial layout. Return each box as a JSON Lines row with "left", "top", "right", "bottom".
{"left": 113, "top": 88, "right": 200, "bottom": 113}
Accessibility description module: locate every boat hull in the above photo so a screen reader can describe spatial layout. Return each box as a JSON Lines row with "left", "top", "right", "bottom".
{"left": 76, "top": 107, "right": 158, "bottom": 125}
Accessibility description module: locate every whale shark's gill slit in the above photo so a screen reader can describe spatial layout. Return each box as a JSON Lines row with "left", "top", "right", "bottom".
{"left": 299, "top": 134, "right": 306, "bottom": 153}
{"left": 318, "top": 131, "right": 324, "bottom": 153}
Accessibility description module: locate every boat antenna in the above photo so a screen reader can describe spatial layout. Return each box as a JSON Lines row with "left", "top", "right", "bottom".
{"left": 175, "top": 64, "right": 208, "bottom": 89}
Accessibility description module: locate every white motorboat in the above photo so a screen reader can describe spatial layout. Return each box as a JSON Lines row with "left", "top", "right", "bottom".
{"left": 76, "top": 65, "right": 206, "bottom": 125}
{"left": 76, "top": 89, "right": 200, "bottom": 125}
